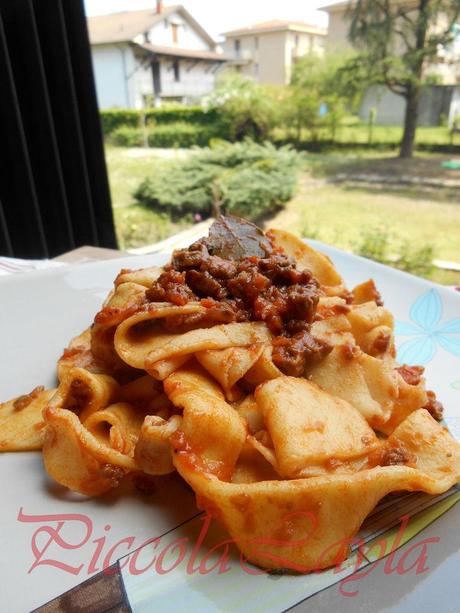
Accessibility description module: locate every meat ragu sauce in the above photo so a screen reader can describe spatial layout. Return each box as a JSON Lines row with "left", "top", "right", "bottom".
{"left": 146, "top": 217, "right": 331, "bottom": 376}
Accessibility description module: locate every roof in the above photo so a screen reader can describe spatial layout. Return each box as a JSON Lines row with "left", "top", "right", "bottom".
{"left": 223, "top": 20, "right": 327, "bottom": 37}
{"left": 136, "top": 43, "right": 229, "bottom": 62}
{"left": 317, "top": 1, "right": 348, "bottom": 12}
{"left": 88, "top": 5, "right": 216, "bottom": 48}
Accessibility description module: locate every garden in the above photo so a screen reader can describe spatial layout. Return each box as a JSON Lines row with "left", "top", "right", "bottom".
{"left": 108, "top": 143, "right": 460, "bottom": 286}
{"left": 103, "top": 54, "right": 460, "bottom": 287}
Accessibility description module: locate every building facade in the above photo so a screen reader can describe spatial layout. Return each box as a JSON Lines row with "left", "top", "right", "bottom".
{"left": 88, "top": 2, "right": 227, "bottom": 108}
{"left": 222, "top": 20, "right": 327, "bottom": 86}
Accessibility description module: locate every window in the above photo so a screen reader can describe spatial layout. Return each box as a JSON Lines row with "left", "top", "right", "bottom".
{"left": 172, "top": 22, "right": 178, "bottom": 44}
{"left": 234, "top": 38, "right": 241, "bottom": 58}
{"left": 254, "top": 36, "right": 259, "bottom": 50}
{"left": 295, "top": 34, "right": 299, "bottom": 47}
{"left": 173, "top": 59, "right": 180, "bottom": 82}
{"left": 253, "top": 62, "right": 259, "bottom": 78}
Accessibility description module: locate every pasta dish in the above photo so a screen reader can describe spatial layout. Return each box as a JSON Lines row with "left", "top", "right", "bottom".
{"left": 1, "top": 216, "right": 459, "bottom": 572}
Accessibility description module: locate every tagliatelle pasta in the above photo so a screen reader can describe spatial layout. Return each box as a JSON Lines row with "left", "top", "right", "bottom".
{"left": 1, "top": 215, "right": 459, "bottom": 572}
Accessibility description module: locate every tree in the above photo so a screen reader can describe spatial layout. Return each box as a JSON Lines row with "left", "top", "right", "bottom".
{"left": 286, "top": 53, "right": 357, "bottom": 144}
{"left": 202, "top": 72, "right": 278, "bottom": 141}
{"left": 346, "top": 0, "right": 460, "bottom": 158}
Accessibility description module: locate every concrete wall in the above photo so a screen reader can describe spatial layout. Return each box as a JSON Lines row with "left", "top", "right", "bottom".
{"left": 325, "top": 10, "right": 351, "bottom": 52}
{"left": 448, "top": 87, "right": 460, "bottom": 126}
{"left": 224, "top": 30, "right": 325, "bottom": 86}
{"left": 359, "top": 85, "right": 454, "bottom": 126}
{"left": 132, "top": 50, "right": 155, "bottom": 108}
{"left": 159, "top": 57, "right": 219, "bottom": 100}
{"left": 91, "top": 44, "right": 137, "bottom": 108}
{"left": 258, "top": 31, "right": 288, "bottom": 85}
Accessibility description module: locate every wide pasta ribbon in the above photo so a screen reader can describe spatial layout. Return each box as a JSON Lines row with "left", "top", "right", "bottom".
{"left": 0, "top": 386, "right": 55, "bottom": 451}
{"left": 42, "top": 368, "right": 171, "bottom": 495}
{"left": 165, "top": 371, "right": 460, "bottom": 571}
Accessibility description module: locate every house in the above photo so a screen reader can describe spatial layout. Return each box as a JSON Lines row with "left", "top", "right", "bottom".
{"left": 320, "top": 0, "right": 460, "bottom": 85}
{"left": 87, "top": 1, "right": 228, "bottom": 108}
{"left": 222, "top": 20, "right": 327, "bottom": 86}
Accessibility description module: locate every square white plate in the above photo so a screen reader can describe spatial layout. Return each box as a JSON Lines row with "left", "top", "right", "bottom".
{"left": 1, "top": 242, "right": 459, "bottom": 612}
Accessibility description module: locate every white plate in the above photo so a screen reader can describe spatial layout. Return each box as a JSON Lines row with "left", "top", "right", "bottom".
{"left": 1, "top": 243, "right": 460, "bottom": 612}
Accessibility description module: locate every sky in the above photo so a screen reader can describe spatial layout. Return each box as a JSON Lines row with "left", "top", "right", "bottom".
{"left": 83, "top": 0, "right": 339, "bottom": 40}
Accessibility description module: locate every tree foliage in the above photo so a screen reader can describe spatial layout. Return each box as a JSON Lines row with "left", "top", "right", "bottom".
{"left": 285, "top": 52, "right": 361, "bottom": 143}
{"left": 202, "top": 72, "right": 279, "bottom": 141}
{"left": 345, "top": 0, "right": 460, "bottom": 157}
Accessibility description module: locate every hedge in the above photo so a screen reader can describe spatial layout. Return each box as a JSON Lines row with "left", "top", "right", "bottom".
{"left": 110, "top": 122, "right": 219, "bottom": 148}
{"left": 100, "top": 106, "right": 222, "bottom": 135}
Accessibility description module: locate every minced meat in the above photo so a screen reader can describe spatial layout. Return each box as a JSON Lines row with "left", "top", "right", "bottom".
{"left": 380, "top": 445, "right": 410, "bottom": 466}
{"left": 145, "top": 217, "right": 331, "bottom": 376}
{"left": 423, "top": 390, "right": 444, "bottom": 421}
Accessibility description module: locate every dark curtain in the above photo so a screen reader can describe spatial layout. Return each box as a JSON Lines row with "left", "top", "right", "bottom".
{"left": 0, "top": 0, "right": 116, "bottom": 258}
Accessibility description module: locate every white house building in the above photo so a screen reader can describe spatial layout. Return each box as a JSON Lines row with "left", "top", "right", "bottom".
{"left": 87, "top": 1, "right": 228, "bottom": 108}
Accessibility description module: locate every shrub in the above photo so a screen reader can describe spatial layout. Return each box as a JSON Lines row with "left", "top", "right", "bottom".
{"left": 134, "top": 141, "right": 300, "bottom": 220}
{"left": 145, "top": 105, "right": 220, "bottom": 126}
{"left": 100, "top": 110, "right": 141, "bottom": 134}
{"left": 135, "top": 159, "right": 220, "bottom": 217}
{"left": 100, "top": 106, "right": 223, "bottom": 135}
{"left": 394, "top": 243, "right": 434, "bottom": 277}
{"left": 221, "top": 160, "right": 298, "bottom": 218}
{"left": 357, "top": 227, "right": 390, "bottom": 263}
{"left": 111, "top": 126, "right": 143, "bottom": 147}
{"left": 147, "top": 123, "right": 215, "bottom": 148}
{"left": 110, "top": 123, "right": 219, "bottom": 148}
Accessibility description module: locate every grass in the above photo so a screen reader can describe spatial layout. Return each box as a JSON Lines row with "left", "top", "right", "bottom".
{"left": 104, "top": 146, "right": 193, "bottom": 249}
{"left": 267, "top": 152, "right": 460, "bottom": 285}
{"left": 274, "top": 122, "right": 459, "bottom": 149}
{"left": 105, "top": 145, "right": 460, "bottom": 285}
{"left": 333, "top": 123, "right": 454, "bottom": 146}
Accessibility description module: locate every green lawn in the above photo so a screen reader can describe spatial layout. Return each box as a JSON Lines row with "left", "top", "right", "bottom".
{"left": 273, "top": 122, "right": 458, "bottom": 148}
{"left": 105, "top": 146, "right": 460, "bottom": 284}
{"left": 333, "top": 123, "right": 455, "bottom": 146}
{"left": 105, "top": 146, "right": 192, "bottom": 249}
{"left": 268, "top": 151, "right": 460, "bottom": 284}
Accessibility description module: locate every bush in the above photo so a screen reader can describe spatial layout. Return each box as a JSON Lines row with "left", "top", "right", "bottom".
{"left": 134, "top": 141, "right": 300, "bottom": 219}
{"left": 135, "top": 159, "right": 220, "bottom": 217}
{"left": 100, "top": 109, "right": 140, "bottom": 134}
{"left": 110, "top": 123, "right": 219, "bottom": 148}
{"left": 202, "top": 73, "right": 279, "bottom": 142}
{"left": 100, "top": 106, "right": 223, "bottom": 135}
{"left": 357, "top": 227, "right": 390, "bottom": 263}
{"left": 147, "top": 123, "right": 215, "bottom": 148}
{"left": 111, "top": 126, "right": 143, "bottom": 147}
